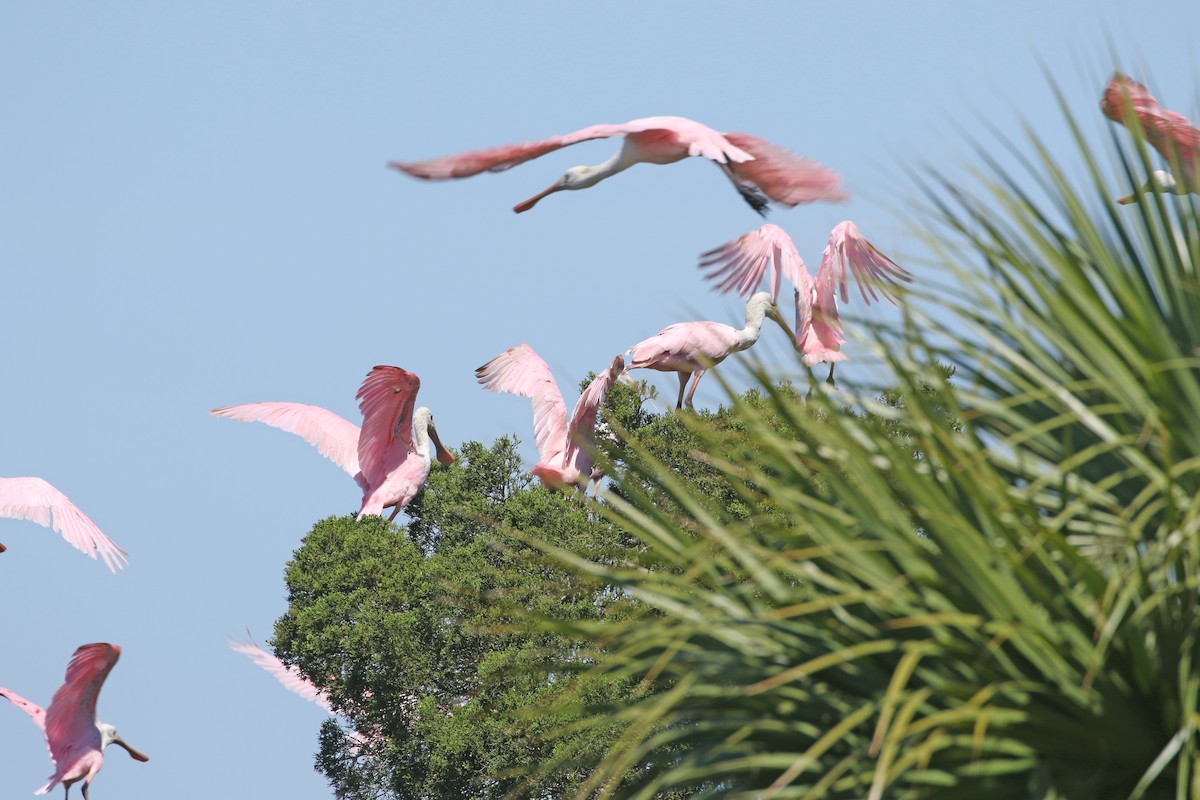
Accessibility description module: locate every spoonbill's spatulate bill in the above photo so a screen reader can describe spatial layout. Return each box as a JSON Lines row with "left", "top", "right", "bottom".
{"left": 391, "top": 116, "right": 848, "bottom": 216}
{"left": 625, "top": 292, "right": 795, "bottom": 410}
{"left": 1101, "top": 73, "right": 1200, "bottom": 204}
{"left": 0, "top": 643, "right": 148, "bottom": 799}
{"left": 0, "top": 477, "right": 126, "bottom": 572}
{"left": 475, "top": 346, "right": 624, "bottom": 489}
{"left": 699, "top": 222, "right": 911, "bottom": 385}
{"left": 212, "top": 366, "right": 454, "bottom": 522}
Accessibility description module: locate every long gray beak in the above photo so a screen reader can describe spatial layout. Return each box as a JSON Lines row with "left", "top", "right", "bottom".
{"left": 115, "top": 736, "right": 150, "bottom": 762}
{"left": 429, "top": 424, "right": 455, "bottom": 465}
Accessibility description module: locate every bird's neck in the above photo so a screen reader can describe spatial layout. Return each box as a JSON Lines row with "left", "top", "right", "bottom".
{"left": 574, "top": 152, "right": 635, "bottom": 189}
{"left": 736, "top": 308, "right": 767, "bottom": 350}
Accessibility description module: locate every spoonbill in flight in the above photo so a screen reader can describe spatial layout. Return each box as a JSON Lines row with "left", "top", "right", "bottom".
{"left": 625, "top": 292, "right": 795, "bottom": 410}
{"left": 1, "top": 643, "right": 148, "bottom": 799}
{"left": 699, "top": 222, "right": 911, "bottom": 387}
{"left": 390, "top": 116, "right": 848, "bottom": 216}
{"left": 475, "top": 346, "right": 624, "bottom": 490}
{"left": 0, "top": 477, "right": 126, "bottom": 572}
{"left": 1101, "top": 73, "right": 1200, "bottom": 204}
{"left": 211, "top": 366, "right": 454, "bottom": 522}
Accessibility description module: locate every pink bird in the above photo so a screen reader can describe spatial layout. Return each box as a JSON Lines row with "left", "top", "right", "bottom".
{"left": 0, "top": 477, "right": 126, "bottom": 572}
{"left": 475, "top": 346, "right": 624, "bottom": 490}
{"left": 699, "top": 222, "right": 911, "bottom": 386}
{"left": 1101, "top": 73, "right": 1200, "bottom": 204}
{"left": 212, "top": 366, "right": 454, "bottom": 522}
{"left": 0, "top": 643, "right": 148, "bottom": 799}
{"left": 390, "top": 116, "right": 848, "bottom": 216}
{"left": 625, "top": 292, "right": 794, "bottom": 410}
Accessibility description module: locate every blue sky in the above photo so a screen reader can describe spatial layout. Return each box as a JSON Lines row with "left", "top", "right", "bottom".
{"left": 1, "top": 2, "right": 1197, "bottom": 798}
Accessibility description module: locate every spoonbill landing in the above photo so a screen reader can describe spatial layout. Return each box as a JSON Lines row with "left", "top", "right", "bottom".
{"left": 211, "top": 366, "right": 454, "bottom": 522}
{"left": 0, "top": 643, "right": 148, "bottom": 799}
{"left": 1101, "top": 73, "right": 1200, "bottom": 204}
{"left": 390, "top": 116, "right": 848, "bottom": 216}
{"left": 475, "top": 346, "right": 624, "bottom": 490}
{"left": 699, "top": 222, "right": 911, "bottom": 386}
{"left": 625, "top": 292, "right": 794, "bottom": 410}
{"left": 0, "top": 477, "right": 126, "bottom": 572}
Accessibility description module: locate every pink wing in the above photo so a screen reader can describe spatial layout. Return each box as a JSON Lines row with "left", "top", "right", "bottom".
{"left": 390, "top": 121, "right": 658, "bottom": 180}
{"left": 698, "top": 223, "right": 809, "bottom": 302}
{"left": 210, "top": 403, "right": 362, "bottom": 477}
{"left": 0, "top": 686, "right": 46, "bottom": 730}
{"left": 0, "top": 477, "right": 127, "bottom": 573}
{"left": 564, "top": 355, "right": 625, "bottom": 466}
{"left": 475, "top": 345, "right": 568, "bottom": 467}
{"left": 819, "top": 221, "right": 912, "bottom": 306}
{"left": 43, "top": 644, "right": 120, "bottom": 768}
{"left": 723, "top": 132, "right": 849, "bottom": 206}
{"left": 228, "top": 639, "right": 334, "bottom": 714}
{"left": 1102, "top": 74, "right": 1200, "bottom": 181}
{"left": 355, "top": 366, "right": 421, "bottom": 488}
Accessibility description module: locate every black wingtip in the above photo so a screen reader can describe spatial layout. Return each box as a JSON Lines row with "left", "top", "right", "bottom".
{"left": 739, "top": 186, "right": 770, "bottom": 217}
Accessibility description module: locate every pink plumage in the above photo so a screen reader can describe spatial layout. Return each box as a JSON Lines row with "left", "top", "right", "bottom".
{"left": 626, "top": 292, "right": 794, "bottom": 410}
{"left": 211, "top": 365, "right": 453, "bottom": 522}
{"left": 229, "top": 639, "right": 334, "bottom": 714}
{"left": 4, "top": 643, "right": 150, "bottom": 798}
{"left": 1101, "top": 73, "right": 1200, "bottom": 203}
{"left": 699, "top": 222, "right": 910, "bottom": 379}
{"left": 475, "top": 345, "right": 623, "bottom": 489}
{"left": 0, "top": 477, "right": 126, "bottom": 572}
{"left": 391, "top": 116, "right": 847, "bottom": 216}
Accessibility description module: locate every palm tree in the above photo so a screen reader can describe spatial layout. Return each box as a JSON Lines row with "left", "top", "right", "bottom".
{"left": 525, "top": 78, "right": 1200, "bottom": 800}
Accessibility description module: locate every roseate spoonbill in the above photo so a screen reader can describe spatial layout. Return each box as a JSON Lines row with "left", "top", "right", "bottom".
{"left": 625, "top": 292, "right": 794, "bottom": 410}
{"left": 390, "top": 116, "right": 848, "bottom": 216}
{"left": 211, "top": 366, "right": 454, "bottom": 522}
{"left": 475, "top": 346, "right": 624, "bottom": 490}
{"left": 0, "top": 643, "right": 148, "bottom": 799}
{"left": 0, "top": 477, "right": 126, "bottom": 572}
{"left": 1101, "top": 73, "right": 1200, "bottom": 204}
{"left": 699, "top": 222, "right": 911, "bottom": 386}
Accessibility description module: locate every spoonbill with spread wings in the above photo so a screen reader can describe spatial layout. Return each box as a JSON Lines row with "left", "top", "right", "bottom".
{"left": 391, "top": 116, "right": 848, "bottom": 216}
{"left": 212, "top": 366, "right": 454, "bottom": 521}
{"left": 475, "top": 346, "right": 624, "bottom": 490}
{"left": 1, "top": 643, "right": 148, "bottom": 799}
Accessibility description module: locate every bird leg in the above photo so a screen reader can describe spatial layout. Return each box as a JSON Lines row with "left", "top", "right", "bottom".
{"left": 685, "top": 370, "right": 707, "bottom": 410}
{"left": 387, "top": 506, "right": 401, "bottom": 523}
{"left": 826, "top": 363, "right": 837, "bottom": 388}
{"left": 675, "top": 372, "right": 689, "bottom": 410}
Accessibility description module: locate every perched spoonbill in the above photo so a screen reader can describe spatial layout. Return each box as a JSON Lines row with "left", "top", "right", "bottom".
{"left": 1101, "top": 73, "right": 1200, "bottom": 204}
{"left": 699, "top": 222, "right": 911, "bottom": 386}
{"left": 625, "top": 292, "right": 794, "bottom": 410}
{"left": 390, "top": 116, "right": 848, "bottom": 216}
{"left": 0, "top": 643, "right": 148, "bottom": 799}
{"left": 0, "top": 477, "right": 126, "bottom": 572}
{"left": 211, "top": 366, "right": 454, "bottom": 522}
{"left": 475, "top": 346, "right": 624, "bottom": 490}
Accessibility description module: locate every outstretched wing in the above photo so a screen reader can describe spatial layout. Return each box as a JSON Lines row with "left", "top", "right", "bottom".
{"left": 211, "top": 402, "right": 362, "bottom": 477}
{"left": 723, "top": 132, "right": 849, "bottom": 207}
{"left": 698, "top": 223, "right": 809, "bottom": 302}
{"left": 0, "top": 478, "right": 127, "bottom": 573}
{"left": 475, "top": 344, "right": 568, "bottom": 467}
{"left": 43, "top": 644, "right": 120, "bottom": 768}
{"left": 0, "top": 686, "right": 46, "bottom": 730}
{"left": 1102, "top": 73, "right": 1200, "bottom": 180}
{"left": 355, "top": 366, "right": 421, "bottom": 488}
{"left": 818, "top": 221, "right": 912, "bottom": 306}
{"left": 228, "top": 639, "right": 334, "bottom": 714}
{"left": 389, "top": 121, "right": 652, "bottom": 180}
{"left": 564, "top": 355, "right": 625, "bottom": 468}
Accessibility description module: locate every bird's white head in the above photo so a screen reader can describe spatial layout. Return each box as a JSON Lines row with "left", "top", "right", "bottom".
{"left": 513, "top": 165, "right": 610, "bottom": 213}
{"left": 1119, "top": 169, "right": 1181, "bottom": 204}
{"left": 99, "top": 722, "right": 150, "bottom": 762}
{"left": 747, "top": 291, "right": 795, "bottom": 342}
{"left": 414, "top": 407, "right": 455, "bottom": 465}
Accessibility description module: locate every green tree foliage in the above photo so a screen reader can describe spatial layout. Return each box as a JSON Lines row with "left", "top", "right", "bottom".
{"left": 521, "top": 89, "right": 1200, "bottom": 798}
{"left": 273, "top": 434, "right": 665, "bottom": 800}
